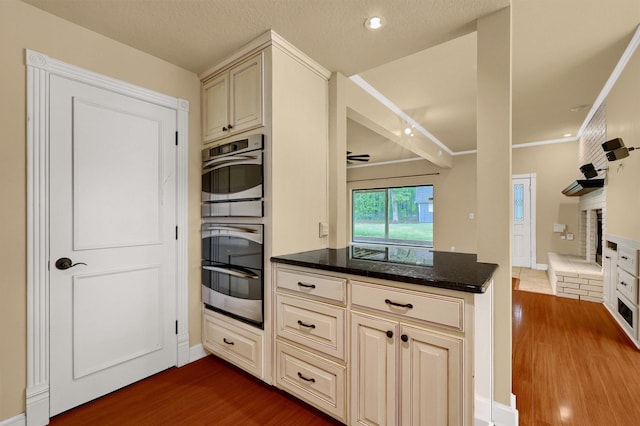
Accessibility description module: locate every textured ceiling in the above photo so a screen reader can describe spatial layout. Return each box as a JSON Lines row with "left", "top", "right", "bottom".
{"left": 21, "top": 0, "right": 640, "bottom": 165}
{"left": 20, "top": 0, "right": 508, "bottom": 76}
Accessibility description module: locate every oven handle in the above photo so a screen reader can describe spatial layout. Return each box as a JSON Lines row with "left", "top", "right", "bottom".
{"left": 202, "top": 224, "right": 259, "bottom": 234}
{"left": 203, "top": 265, "right": 259, "bottom": 280}
{"left": 202, "top": 154, "right": 261, "bottom": 172}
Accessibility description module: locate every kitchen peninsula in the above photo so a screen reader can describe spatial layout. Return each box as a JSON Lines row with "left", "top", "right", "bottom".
{"left": 271, "top": 244, "right": 497, "bottom": 425}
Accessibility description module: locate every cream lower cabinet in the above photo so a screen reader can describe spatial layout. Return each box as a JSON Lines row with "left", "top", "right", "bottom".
{"left": 274, "top": 267, "right": 348, "bottom": 422}
{"left": 203, "top": 309, "right": 263, "bottom": 378}
{"left": 351, "top": 313, "right": 462, "bottom": 426}
{"left": 273, "top": 265, "right": 468, "bottom": 425}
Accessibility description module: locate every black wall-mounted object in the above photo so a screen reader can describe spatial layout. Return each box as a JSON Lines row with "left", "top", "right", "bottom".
{"left": 580, "top": 162, "right": 607, "bottom": 179}
{"left": 601, "top": 137, "right": 638, "bottom": 161}
{"left": 580, "top": 163, "right": 598, "bottom": 179}
{"left": 602, "top": 137, "right": 624, "bottom": 152}
{"left": 606, "top": 147, "right": 632, "bottom": 161}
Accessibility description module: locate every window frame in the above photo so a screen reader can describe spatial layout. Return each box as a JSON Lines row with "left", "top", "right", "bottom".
{"left": 351, "top": 184, "right": 434, "bottom": 248}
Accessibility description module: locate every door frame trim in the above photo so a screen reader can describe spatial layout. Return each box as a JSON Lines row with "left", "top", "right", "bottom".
{"left": 512, "top": 173, "right": 537, "bottom": 268}
{"left": 25, "top": 49, "right": 190, "bottom": 425}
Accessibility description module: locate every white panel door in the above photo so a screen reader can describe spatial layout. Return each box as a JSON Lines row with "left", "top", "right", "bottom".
{"left": 49, "top": 75, "right": 177, "bottom": 415}
{"left": 512, "top": 177, "right": 532, "bottom": 268}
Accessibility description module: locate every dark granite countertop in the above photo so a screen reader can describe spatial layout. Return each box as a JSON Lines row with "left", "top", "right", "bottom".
{"left": 271, "top": 244, "right": 498, "bottom": 294}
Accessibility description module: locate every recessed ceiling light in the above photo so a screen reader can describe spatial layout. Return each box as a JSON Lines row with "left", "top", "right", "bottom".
{"left": 365, "top": 16, "right": 384, "bottom": 31}
{"left": 404, "top": 127, "right": 412, "bottom": 135}
{"left": 563, "top": 133, "right": 572, "bottom": 137}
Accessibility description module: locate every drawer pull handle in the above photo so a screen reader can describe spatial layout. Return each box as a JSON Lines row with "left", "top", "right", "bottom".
{"left": 386, "top": 330, "right": 394, "bottom": 338}
{"left": 401, "top": 334, "right": 409, "bottom": 342}
{"left": 297, "top": 372, "right": 316, "bottom": 383}
{"left": 298, "top": 282, "right": 316, "bottom": 289}
{"left": 223, "top": 338, "right": 235, "bottom": 345}
{"left": 385, "top": 299, "right": 413, "bottom": 309}
{"left": 297, "top": 320, "right": 316, "bottom": 329}
{"left": 621, "top": 281, "right": 627, "bottom": 287}
{"left": 621, "top": 256, "right": 629, "bottom": 260}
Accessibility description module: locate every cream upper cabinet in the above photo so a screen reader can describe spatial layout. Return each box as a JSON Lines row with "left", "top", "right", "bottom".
{"left": 202, "top": 52, "right": 263, "bottom": 142}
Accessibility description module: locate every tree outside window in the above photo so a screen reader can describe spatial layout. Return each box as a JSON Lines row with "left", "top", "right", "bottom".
{"left": 352, "top": 185, "right": 433, "bottom": 247}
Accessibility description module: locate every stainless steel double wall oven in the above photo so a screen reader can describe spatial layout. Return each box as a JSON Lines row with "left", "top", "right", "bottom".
{"left": 201, "top": 134, "right": 265, "bottom": 327}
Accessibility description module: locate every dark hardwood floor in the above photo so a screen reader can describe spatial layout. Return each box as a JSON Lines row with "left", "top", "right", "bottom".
{"left": 51, "top": 290, "right": 640, "bottom": 425}
{"left": 513, "top": 289, "right": 640, "bottom": 426}
{"left": 50, "top": 355, "right": 342, "bottom": 425}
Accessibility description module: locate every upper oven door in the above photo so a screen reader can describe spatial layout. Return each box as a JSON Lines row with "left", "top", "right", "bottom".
{"left": 201, "top": 223, "right": 263, "bottom": 271}
{"left": 202, "top": 150, "right": 263, "bottom": 202}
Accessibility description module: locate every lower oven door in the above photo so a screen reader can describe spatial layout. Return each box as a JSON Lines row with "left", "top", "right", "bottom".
{"left": 202, "top": 264, "right": 263, "bottom": 326}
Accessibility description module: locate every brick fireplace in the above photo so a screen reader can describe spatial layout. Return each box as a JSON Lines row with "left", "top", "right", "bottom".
{"left": 547, "top": 103, "right": 606, "bottom": 301}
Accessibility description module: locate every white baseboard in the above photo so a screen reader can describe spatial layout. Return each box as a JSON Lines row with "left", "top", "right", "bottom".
{"left": 536, "top": 263, "right": 548, "bottom": 271}
{"left": 177, "top": 332, "right": 191, "bottom": 367}
{"left": 474, "top": 396, "right": 493, "bottom": 426}
{"left": 189, "top": 343, "right": 208, "bottom": 363}
{"left": 493, "top": 393, "right": 519, "bottom": 426}
{"left": 0, "top": 414, "right": 25, "bottom": 426}
{"left": 25, "top": 385, "right": 48, "bottom": 426}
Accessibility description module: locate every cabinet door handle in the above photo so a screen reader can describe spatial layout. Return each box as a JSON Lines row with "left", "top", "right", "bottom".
{"left": 297, "top": 282, "right": 316, "bottom": 289}
{"left": 222, "top": 126, "right": 228, "bottom": 131}
{"left": 228, "top": 124, "right": 233, "bottom": 129}
{"left": 621, "top": 281, "right": 627, "bottom": 287}
{"left": 401, "top": 334, "right": 409, "bottom": 342}
{"left": 386, "top": 330, "right": 394, "bottom": 338}
{"left": 223, "top": 338, "right": 234, "bottom": 345}
{"left": 621, "top": 256, "right": 629, "bottom": 260}
{"left": 385, "top": 299, "right": 413, "bottom": 309}
{"left": 297, "top": 372, "right": 316, "bottom": 383}
{"left": 297, "top": 320, "right": 316, "bottom": 329}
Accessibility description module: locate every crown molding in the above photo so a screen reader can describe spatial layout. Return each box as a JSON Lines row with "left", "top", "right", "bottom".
{"left": 199, "top": 30, "right": 330, "bottom": 82}
{"left": 577, "top": 24, "right": 640, "bottom": 139}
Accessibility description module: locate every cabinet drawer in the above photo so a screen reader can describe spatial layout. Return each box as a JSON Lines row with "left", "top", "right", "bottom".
{"left": 276, "top": 268, "right": 346, "bottom": 304}
{"left": 351, "top": 281, "right": 464, "bottom": 331}
{"left": 203, "top": 310, "right": 262, "bottom": 377}
{"left": 618, "top": 246, "right": 639, "bottom": 276}
{"left": 276, "top": 294, "right": 345, "bottom": 359}
{"left": 276, "top": 341, "right": 346, "bottom": 422}
{"left": 617, "top": 268, "right": 638, "bottom": 304}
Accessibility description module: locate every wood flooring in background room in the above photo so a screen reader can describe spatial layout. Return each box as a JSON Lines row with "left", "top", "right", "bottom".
{"left": 513, "top": 290, "right": 640, "bottom": 426}
{"left": 50, "top": 290, "right": 640, "bottom": 426}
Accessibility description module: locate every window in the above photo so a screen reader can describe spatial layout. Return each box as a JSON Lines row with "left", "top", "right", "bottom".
{"left": 352, "top": 185, "right": 433, "bottom": 247}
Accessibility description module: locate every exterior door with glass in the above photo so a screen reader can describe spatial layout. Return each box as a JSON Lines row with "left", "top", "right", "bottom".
{"left": 512, "top": 176, "right": 533, "bottom": 268}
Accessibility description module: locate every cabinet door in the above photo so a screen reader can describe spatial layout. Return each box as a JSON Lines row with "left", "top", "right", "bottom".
{"left": 351, "top": 312, "right": 398, "bottom": 426}
{"left": 229, "top": 53, "right": 263, "bottom": 134}
{"left": 202, "top": 73, "right": 229, "bottom": 142}
{"left": 400, "top": 325, "right": 463, "bottom": 426}
{"left": 604, "top": 249, "right": 617, "bottom": 309}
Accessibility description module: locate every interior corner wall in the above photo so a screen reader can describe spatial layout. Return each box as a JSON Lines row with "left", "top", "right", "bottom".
{"left": 605, "top": 39, "right": 640, "bottom": 241}
{"left": 0, "top": 1, "right": 202, "bottom": 421}
{"left": 476, "top": 6, "right": 512, "bottom": 408}
{"left": 512, "top": 142, "right": 581, "bottom": 261}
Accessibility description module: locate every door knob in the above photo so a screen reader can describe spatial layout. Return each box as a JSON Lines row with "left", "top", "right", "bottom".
{"left": 55, "top": 257, "right": 87, "bottom": 270}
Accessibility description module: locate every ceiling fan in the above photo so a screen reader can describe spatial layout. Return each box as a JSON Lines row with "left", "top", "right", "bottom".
{"left": 347, "top": 151, "right": 370, "bottom": 165}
